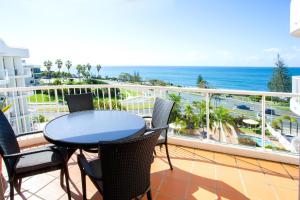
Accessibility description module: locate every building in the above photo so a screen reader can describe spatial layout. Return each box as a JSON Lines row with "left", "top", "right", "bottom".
{"left": 25, "top": 65, "right": 42, "bottom": 85}
{"left": 0, "top": 39, "right": 31, "bottom": 133}
{"left": 289, "top": 0, "right": 300, "bottom": 115}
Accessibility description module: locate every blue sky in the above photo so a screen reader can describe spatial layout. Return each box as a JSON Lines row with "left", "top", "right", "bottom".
{"left": 1, "top": 0, "right": 300, "bottom": 67}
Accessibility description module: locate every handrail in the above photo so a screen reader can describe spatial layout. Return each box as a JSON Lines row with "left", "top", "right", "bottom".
{"left": 0, "top": 84, "right": 299, "bottom": 97}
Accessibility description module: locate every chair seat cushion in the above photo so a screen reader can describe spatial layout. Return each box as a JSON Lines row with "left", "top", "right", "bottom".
{"left": 157, "top": 135, "right": 165, "bottom": 145}
{"left": 15, "top": 147, "right": 68, "bottom": 175}
{"left": 87, "top": 158, "right": 103, "bottom": 190}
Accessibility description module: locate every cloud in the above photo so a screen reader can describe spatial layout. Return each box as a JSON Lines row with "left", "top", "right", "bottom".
{"left": 263, "top": 48, "right": 280, "bottom": 53}
{"left": 292, "top": 46, "right": 300, "bottom": 52}
{"left": 244, "top": 56, "right": 261, "bottom": 62}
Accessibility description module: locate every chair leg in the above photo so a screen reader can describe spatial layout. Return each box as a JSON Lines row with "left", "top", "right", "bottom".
{"left": 60, "top": 169, "right": 64, "bottom": 187}
{"left": 18, "top": 179, "right": 22, "bottom": 192}
{"left": 165, "top": 143, "right": 173, "bottom": 170}
{"left": 14, "top": 179, "right": 22, "bottom": 194}
{"left": 147, "top": 189, "right": 152, "bottom": 200}
{"left": 63, "top": 166, "right": 71, "bottom": 200}
{"left": 81, "top": 172, "right": 87, "bottom": 200}
{"left": 9, "top": 181, "right": 14, "bottom": 200}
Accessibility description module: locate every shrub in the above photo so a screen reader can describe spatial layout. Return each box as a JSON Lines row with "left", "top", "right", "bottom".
{"left": 34, "top": 114, "right": 47, "bottom": 123}
{"left": 265, "top": 145, "right": 287, "bottom": 151}
{"left": 93, "top": 99, "right": 123, "bottom": 110}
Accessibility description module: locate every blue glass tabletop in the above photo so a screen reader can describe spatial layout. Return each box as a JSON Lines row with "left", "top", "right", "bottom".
{"left": 44, "top": 110, "right": 146, "bottom": 148}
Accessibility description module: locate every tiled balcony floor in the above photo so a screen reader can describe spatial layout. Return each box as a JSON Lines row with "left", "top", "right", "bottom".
{"left": 3, "top": 145, "right": 299, "bottom": 200}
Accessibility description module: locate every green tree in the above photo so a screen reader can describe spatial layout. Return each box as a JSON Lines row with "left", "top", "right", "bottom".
{"left": 76, "top": 64, "right": 83, "bottom": 81}
{"left": 96, "top": 64, "right": 102, "bottom": 78}
{"left": 118, "top": 73, "right": 132, "bottom": 82}
{"left": 213, "top": 106, "right": 234, "bottom": 142}
{"left": 86, "top": 63, "right": 92, "bottom": 77}
{"left": 43, "top": 60, "right": 52, "bottom": 81}
{"left": 65, "top": 60, "right": 72, "bottom": 74}
{"left": 168, "top": 93, "right": 182, "bottom": 122}
{"left": 132, "top": 71, "right": 142, "bottom": 82}
{"left": 277, "top": 117, "right": 284, "bottom": 134}
{"left": 55, "top": 59, "right": 63, "bottom": 73}
{"left": 197, "top": 74, "right": 208, "bottom": 88}
{"left": 193, "top": 101, "right": 208, "bottom": 132}
{"left": 184, "top": 104, "right": 195, "bottom": 129}
{"left": 44, "top": 60, "right": 52, "bottom": 73}
{"left": 268, "top": 54, "right": 291, "bottom": 92}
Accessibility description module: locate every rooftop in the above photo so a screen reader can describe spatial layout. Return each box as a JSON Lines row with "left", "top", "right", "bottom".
{"left": 3, "top": 145, "right": 298, "bottom": 200}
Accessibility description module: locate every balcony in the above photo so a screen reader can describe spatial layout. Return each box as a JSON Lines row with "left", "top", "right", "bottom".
{"left": 0, "top": 84, "right": 299, "bottom": 199}
{"left": 2, "top": 145, "right": 298, "bottom": 200}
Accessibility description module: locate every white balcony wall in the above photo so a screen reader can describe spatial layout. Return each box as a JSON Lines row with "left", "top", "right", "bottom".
{"left": 291, "top": 76, "right": 300, "bottom": 115}
{"left": 290, "top": 0, "right": 300, "bottom": 37}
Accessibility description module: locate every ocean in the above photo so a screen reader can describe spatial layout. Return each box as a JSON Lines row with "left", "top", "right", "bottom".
{"left": 66, "top": 66, "right": 300, "bottom": 91}
{"left": 86, "top": 66, "right": 300, "bottom": 91}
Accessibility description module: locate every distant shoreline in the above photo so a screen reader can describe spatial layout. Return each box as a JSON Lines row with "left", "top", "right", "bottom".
{"left": 42, "top": 66, "right": 300, "bottom": 91}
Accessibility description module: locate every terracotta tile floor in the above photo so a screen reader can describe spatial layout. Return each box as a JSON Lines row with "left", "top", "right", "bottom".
{"left": 3, "top": 145, "right": 299, "bottom": 200}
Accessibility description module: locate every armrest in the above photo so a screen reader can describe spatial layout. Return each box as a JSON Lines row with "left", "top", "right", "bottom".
{"left": 77, "top": 154, "right": 102, "bottom": 181}
{"left": 3, "top": 146, "right": 55, "bottom": 159}
{"left": 16, "top": 130, "right": 43, "bottom": 138}
{"left": 146, "top": 125, "right": 169, "bottom": 132}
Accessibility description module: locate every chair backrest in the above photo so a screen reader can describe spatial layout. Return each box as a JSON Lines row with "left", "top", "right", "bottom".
{"left": 99, "top": 130, "right": 161, "bottom": 200}
{"left": 65, "top": 93, "right": 94, "bottom": 113}
{"left": 0, "top": 110, "right": 20, "bottom": 170}
{"left": 151, "top": 97, "right": 175, "bottom": 137}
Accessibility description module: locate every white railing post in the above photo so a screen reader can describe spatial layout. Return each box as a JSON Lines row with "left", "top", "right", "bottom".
{"left": 261, "top": 95, "right": 266, "bottom": 149}
{"left": 206, "top": 93, "right": 210, "bottom": 140}
{"left": 108, "top": 88, "right": 112, "bottom": 110}
{"left": 55, "top": 89, "right": 59, "bottom": 113}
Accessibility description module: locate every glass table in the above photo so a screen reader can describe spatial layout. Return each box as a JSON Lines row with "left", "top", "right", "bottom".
{"left": 44, "top": 110, "right": 146, "bottom": 148}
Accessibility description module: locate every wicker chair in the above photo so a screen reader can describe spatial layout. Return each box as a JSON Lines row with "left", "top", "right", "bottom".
{"left": 77, "top": 128, "right": 162, "bottom": 200}
{"left": 143, "top": 97, "right": 175, "bottom": 170}
{"left": 0, "top": 110, "right": 72, "bottom": 200}
{"left": 65, "top": 93, "right": 94, "bottom": 113}
{"left": 65, "top": 92, "right": 98, "bottom": 153}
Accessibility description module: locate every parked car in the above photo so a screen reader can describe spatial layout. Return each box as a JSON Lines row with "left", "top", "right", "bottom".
{"left": 265, "top": 108, "right": 275, "bottom": 115}
{"left": 236, "top": 104, "right": 250, "bottom": 110}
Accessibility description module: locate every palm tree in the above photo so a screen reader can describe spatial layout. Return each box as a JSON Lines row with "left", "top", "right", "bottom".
{"left": 65, "top": 60, "right": 72, "bottom": 74}
{"left": 44, "top": 60, "right": 52, "bottom": 73}
{"left": 277, "top": 117, "right": 284, "bottom": 134}
{"left": 43, "top": 60, "right": 52, "bottom": 81}
{"left": 76, "top": 64, "right": 83, "bottom": 81}
{"left": 193, "top": 101, "right": 207, "bottom": 132}
{"left": 168, "top": 93, "right": 182, "bottom": 122}
{"left": 184, "top": 104, "right": 195, "bottom": 129}
{"left": 213, "top": 106, "right": 233, "bottom": 142}
{"left": 86, "top": 63, "right": 92, "bottom": 78}
{"left": 96, "top": 64, "right": 102, "bottom": 78}
{"left": 55, "top": 59, "right": 63, "bottom": 73}
{"left": 291, "top": 117, "right": 298, "bottom": 136}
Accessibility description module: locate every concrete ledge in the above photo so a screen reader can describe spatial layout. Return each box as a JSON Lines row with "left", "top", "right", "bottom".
{"left": 169, "top": 136, "right": 299, "bottom": 165}
{"left": 18, "top": 137, "right": 48, "bottom": 149}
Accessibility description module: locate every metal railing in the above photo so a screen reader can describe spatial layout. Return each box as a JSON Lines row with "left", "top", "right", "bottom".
{"left": 1, "top": 84, "right": 300, "bottom": 157}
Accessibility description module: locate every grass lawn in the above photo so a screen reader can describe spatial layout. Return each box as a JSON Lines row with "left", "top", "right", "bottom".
{"left": 28, "top": 94, "right": 57, "bottom": 103}
{"left": 123, "top": 103, "right": 154, "bottom": 110}
{"left": 120, "top": 89, "right": 140, "bottom": 98}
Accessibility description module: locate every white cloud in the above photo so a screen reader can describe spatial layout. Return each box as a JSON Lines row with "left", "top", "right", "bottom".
{"left": 292, "top": 46, "right": 300, "bottom": 52}
{"left": 217, "top": 50, "right": 234, "bottom": 60}
{"left": 263, "top": 48, "right": 280, "bottom": 53}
